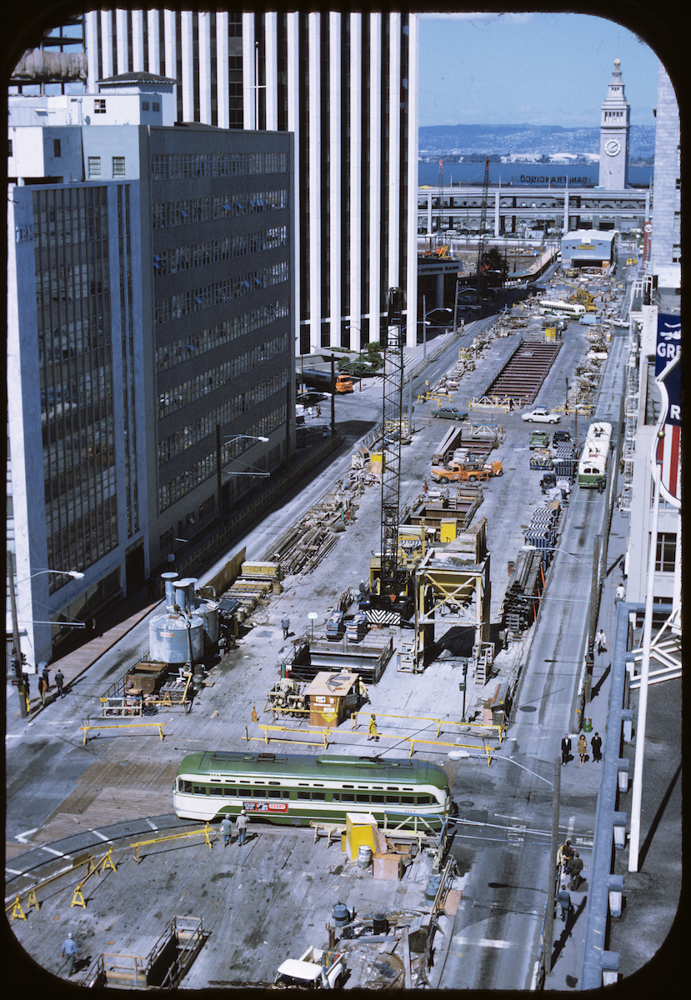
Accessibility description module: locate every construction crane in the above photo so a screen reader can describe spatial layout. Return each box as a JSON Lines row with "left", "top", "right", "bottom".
{"left": 438, "top": 159, "right": 444, "bottom": 233}
{"left": 475, "top": 156, "right": 490, "bottom": 306}
{"left": 560, "top": 276, "right": 598, "bottom": 310}
{"left": 379, "top": 287, "right": 405, "bottom": 599}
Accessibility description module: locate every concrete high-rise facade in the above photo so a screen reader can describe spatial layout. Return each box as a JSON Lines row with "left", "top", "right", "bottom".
{"left": 624, "top": 60, "right": 680, "bottom": 610}
{"left": 598, "top": 58, "right": 631, "bottom": 190}
{"left": 7, "top": 86, "right": 294, "bottom": 667}
{"left": 84, "top": 10, "right": 420, "bottom": 350}
{"left": 650, "top": 64, "right": 681, "bottom": 276}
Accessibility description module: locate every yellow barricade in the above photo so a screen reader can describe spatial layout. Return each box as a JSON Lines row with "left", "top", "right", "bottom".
{"left": 129, "top": 823, "right": 213, "bottom": 863}
{"left": 80, "top": 721, "right": 166, "bottom": 746}
{"left": 243, "top": 723, "right": 330, "bottom": 749}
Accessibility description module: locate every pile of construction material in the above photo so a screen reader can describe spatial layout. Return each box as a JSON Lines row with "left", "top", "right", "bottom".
{"left": 500, "top": 546, "right": 544, "bottom": 636}
{"left": 264, "top": 487, "right": 362, "bottom": 577}
{"left": 222, "top": 561, "right": 279, "bottom": 620}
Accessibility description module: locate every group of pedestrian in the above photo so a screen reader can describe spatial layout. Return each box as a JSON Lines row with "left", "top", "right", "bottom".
{"left": 220, "top": 810, "right": 249, "bottom": 847}
{"left": 556, "top": 839, "right": 586, "bottom": 923}
{"left": 561, "top": 731, "right": 603, "bottom": 765}
{"left": 34, "top": 663, "right": 67, "bottom": 707}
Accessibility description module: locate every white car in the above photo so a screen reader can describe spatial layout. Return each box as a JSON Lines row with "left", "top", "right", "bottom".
{"left": 521, "top": 407, "right": 561, "bottom": 424}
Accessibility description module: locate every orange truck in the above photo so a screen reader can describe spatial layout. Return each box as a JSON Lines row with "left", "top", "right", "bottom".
{"left": 430, "top": 459, "right": 503, "bottom": 484}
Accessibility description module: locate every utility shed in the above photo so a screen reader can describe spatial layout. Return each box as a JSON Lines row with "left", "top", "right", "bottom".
{"left": 304, "top": 670, "right": 359, "bottom": 727}
{"left": 560, "top": 229, "right": 615, "bottom": 267}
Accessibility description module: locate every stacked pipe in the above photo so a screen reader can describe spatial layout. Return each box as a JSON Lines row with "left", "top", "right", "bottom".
{"left": 500, "top": 546, "right": 544, "bottom": 635}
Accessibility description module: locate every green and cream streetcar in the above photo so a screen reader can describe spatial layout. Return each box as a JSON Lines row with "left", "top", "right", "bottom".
{"left": 173, "top": 751, "right": 453, "bottom": 831}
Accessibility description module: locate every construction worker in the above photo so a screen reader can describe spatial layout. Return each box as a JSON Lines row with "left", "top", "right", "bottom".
{"left": 367, "top": 715, "right": 379, "bottom": 742}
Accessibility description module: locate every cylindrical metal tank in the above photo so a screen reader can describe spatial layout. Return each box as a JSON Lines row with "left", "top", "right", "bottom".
{"left": 196, "top": 602, "right": 220, "bottom": 646}
{"left": 173, "top": 581, "right": 189, "bottom": 612}
{"left": 161, "top": 572, "right": 178, "bottom": 610}
{"left": 149, "top": 611, "right": 205, "bottom": 665}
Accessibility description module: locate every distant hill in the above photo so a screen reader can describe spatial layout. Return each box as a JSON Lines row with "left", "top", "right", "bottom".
{"left": 418, "top": 123, "right": 655, "bottom": 159}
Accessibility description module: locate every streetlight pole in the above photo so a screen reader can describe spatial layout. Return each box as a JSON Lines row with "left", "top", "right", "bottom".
{"left": 7, "top": 551, "right": 28, "bottom": 718}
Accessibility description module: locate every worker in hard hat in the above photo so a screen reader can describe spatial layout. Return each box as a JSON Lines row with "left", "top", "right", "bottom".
{"left": 367, "top": 715, "right": 379, "bottom": 742}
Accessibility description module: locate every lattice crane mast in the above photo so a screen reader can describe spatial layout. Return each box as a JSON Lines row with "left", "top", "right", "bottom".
{"left": 380, "top": 287, "right": 405, "bottom": 597}
{"left": 476, "top": 155, "right": 490, "bottom": 305}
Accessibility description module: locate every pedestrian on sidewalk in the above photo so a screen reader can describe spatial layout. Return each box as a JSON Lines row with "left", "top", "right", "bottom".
{"left": 577, "top": 734, "right": 588, "bottom": 766}
{"left": 560, "top": 840, "right": 574, "bottom": 875}
{"left": 595, "top": 629, "right": 607, "bottom": 654}
{"left": 569, "top": 853, "right": 584, "bottom": 891}
{"left": 557, "top": 884, "right": 572, "bottom": 924}
{"left": 281, "top": 614, "right": 290, "bottom": 639}
{"left": 316, "top": 404, "right": 321, "bottom": 417}
{"left": 561, "top": 733, "right": 572, "bottom": 766}
{"left": 41, "top": 663, "right": 50, "bottom": 690}
{"left": 615, "top": 582, "right": 625, "bottom": 604}
{"left": 61, "top": 932, "right": 79, "bottom": 976}
{"left": 54, "top": 669, "right": 65, "bottom": 699}
{"left": 220, "top": 816, "right": 232, "bottom": 847}
{"left": 237, "top": 809, "right": 248, "bottom": 846}
{"left": 38, "top": 675, "right": 48, "bottom": 706}
{"left": 591, "top": 732, "right": 603, "bottom": 762}
{"left": 367, "top": 715, "right": 380, "bottom": 742}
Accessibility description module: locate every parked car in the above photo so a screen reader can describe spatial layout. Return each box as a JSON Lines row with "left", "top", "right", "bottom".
{"left": 296, "top": 391, "right": 331, "bottom": 406}
{"left": 432, "top": 406, "right": 469, "bottom": 421}
{"left": 522, "top": 407, "right": 561, "bottom": 424}
{"left": 552, "top": 429, "right": 571, "bottom": 445}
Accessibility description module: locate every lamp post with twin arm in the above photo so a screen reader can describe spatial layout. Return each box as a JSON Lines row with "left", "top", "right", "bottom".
{"left": 215, "top": 428, "right": 270, "bottom": 522}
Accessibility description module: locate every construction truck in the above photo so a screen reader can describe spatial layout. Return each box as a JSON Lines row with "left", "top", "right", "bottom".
{"left": 430, "top": 459, "right": 503, "bottom": 484}
{"left": 273, "top": 947, "right": 345, "bottom": 989}
{"left": 561, "top": 277, "right": 598, "bottom": 311}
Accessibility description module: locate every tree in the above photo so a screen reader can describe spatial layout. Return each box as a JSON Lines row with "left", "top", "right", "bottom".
{"left": 479, "top": 247, "right": 509, "bottom": 286}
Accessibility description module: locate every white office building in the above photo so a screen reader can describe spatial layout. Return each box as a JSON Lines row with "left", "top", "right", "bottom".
{"left": 83, "top": 10, "right": 420, "bottom": 350}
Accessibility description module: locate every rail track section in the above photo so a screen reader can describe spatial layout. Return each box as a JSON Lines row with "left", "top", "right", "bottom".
{"left": 484, "top": 339, "right": 563, "bottom": 406}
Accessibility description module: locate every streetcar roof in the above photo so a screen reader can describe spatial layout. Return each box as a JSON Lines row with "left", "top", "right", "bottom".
{"left": 177, "top": 751, "right": 449, "bottom": 787}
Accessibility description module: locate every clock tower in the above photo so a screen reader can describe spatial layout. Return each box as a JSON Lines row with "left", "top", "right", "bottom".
{"left": 599, "top": 58, "right": 631, "bottom": 189}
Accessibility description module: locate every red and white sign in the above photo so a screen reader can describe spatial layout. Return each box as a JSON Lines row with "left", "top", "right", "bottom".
{"left": 243, "top": 800, "right": 289, "bottom": 813}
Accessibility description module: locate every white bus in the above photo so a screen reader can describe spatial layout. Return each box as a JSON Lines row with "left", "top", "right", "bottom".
{"left": 538, "top": 300, "right": 586, "bottom": 319}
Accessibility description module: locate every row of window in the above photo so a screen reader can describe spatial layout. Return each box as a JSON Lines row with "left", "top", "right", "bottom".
{"left": 154, "top": 262, "right": 289, "bottom": 326}
{"left": 181, "top": 781, "right": 435, "bottom": 806}
{"left": 151, "top": 151, "right": 289, "bottom": 180}
{"left": 158, "top": 361, "right": 287, "bottom": 420}
{"left": 157, "top": 404, "right": 286, "bottom": 513}
{"left": 153, "top": 226, "right": 288, "bottom": 275}
{"left": 157, "top": 351, "right": 288, "bottom": 465}
{"left": 152, "top": 190, "right": 288, "bottom": 229}
{"left": 46, "top": 495, "right": 118, "bottom": 579}
{"left": 87, "top": 156, "right": 126, "bottom": 179}
{"left": 155, "top": 299, "right": 289, "bottom": 372}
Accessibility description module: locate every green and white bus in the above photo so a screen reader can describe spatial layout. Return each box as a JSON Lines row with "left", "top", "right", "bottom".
{"left": 578, "top": 421, "right": 612, "bottom": 488}
{"left": 173, "top": 751, "right": 453, "bottom": 831}
{"left": 538, "top": 300, "right": 586, "bottom": 319}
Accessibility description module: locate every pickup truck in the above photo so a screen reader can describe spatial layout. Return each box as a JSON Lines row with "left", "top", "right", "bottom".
{"left": 431, "top": 459, "right": 503, "bottom": 484}
{"left": 273, "top": 947, "right": 345, "bottom": 989}
{"left": 529, "top": 430, "right": 550, "bottom": 449}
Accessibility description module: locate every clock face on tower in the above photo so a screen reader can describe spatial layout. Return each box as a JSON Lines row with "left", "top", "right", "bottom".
{"left": 605, "top": 139, "right": 621, "bottom": 157}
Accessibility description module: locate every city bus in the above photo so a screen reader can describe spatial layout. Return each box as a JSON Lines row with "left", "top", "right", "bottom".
{"left": 538, "top": 300, "right": 586, "bottom": 319}
{"left": 578, "top": 421, "right": 612, "bottom": 488}
{"left": 173, "top": 750, "right": 453, "bottom": 831}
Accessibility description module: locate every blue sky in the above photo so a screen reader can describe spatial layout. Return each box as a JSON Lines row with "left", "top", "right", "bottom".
{"left": 418, "top": 12, "right": 662, "bottom": 128}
